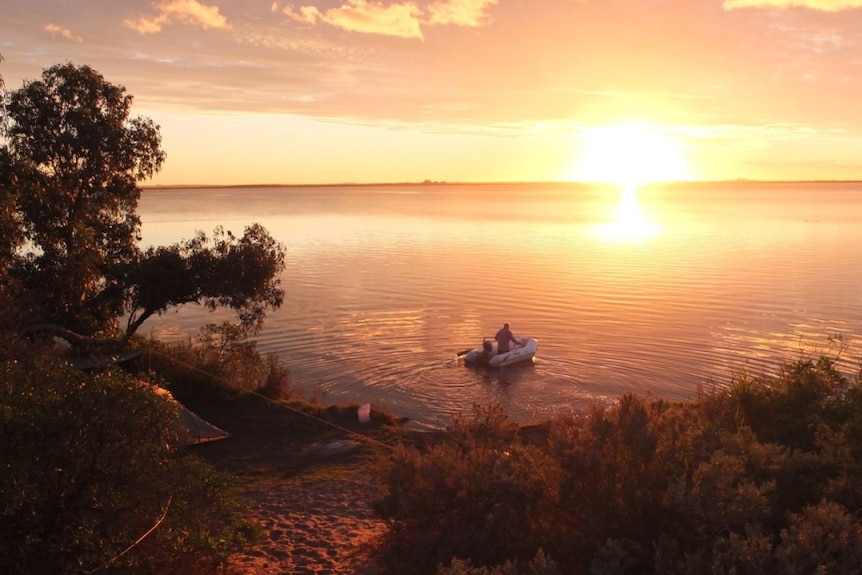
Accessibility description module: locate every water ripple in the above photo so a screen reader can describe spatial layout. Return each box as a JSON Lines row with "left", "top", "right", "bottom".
{"left": 140, "top": 183, "right": 862, "bottom": 430}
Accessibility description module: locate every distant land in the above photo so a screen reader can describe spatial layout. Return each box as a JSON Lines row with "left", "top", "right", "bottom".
{"left": 142, "top": 179, "right": 862, "bottom": 191}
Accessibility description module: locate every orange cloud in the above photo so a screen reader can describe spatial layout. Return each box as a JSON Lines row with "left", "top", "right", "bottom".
{"left": 426, "top": 0, "right": 499, "bottom": 27}
{"left": 281, "top": 1, "right": 422, "bottom": 39}
{"left": 124, "top": 0, "right": 230, "bottom": 35}
{"left": 278, "top": 0, "right": 497, "bottom": 39}
{"left": 724, "top": 0, "right": 862, "bottom": 10}
{"left": 44, "top": 24, "right": 83, "bottom": 42}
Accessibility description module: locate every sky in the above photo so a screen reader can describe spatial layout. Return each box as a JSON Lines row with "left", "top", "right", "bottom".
{"left": 3, "top": 0, "right": 862, "bottom": 186}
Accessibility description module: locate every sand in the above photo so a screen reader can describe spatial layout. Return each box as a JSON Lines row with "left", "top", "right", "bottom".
{"left": 224, "top": 474, "right": 387, "bottom": 575}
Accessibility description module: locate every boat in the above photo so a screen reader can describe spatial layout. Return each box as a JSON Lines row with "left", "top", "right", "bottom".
{"left": 460, "top": 337, "right": 538, "bottom": 368}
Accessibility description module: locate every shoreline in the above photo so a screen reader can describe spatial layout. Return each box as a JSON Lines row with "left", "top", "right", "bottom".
{"left": 142, "top": 179, "right": 862, "bottom": 191}
{"left": 172, "top": 385, "right": 413, "bottom": 575}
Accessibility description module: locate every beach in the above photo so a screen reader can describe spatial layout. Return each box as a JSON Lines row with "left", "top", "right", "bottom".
{"left": 175, "top": 387, "right": 407, "bottom": 575}
{"left": 225, "top": 474, "right": 386, "bottom": 575}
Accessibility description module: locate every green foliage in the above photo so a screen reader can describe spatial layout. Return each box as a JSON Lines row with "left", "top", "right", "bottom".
{"left": 374, "top": 404, "right": 560, "bottom": 573}
{"left": 711, "top": 356, "right": 851, "bottom": 450}
{"left": 588, "top": 539, "right": 641, "bottom": 575}
{"left": 0, "top": 147, "right": 24, "bottom": 278}
{"left": 125, "top": 224, "right": 285, "bottom": 341}
{"left": 545, "top": 395, "right": 718, "bottom": 570}
{"left": 0, "top": 355, "right": 256, "bottom": 574}
{"left": 259, "top": 349, "right": 293, "bottom": 400}
{"left": 0, "top": 63, "right": 285, "bottom": 344}
{"left": 374, "top": 352, "right": 862, "bottom": 575}
{"left": 437, "top": 549, "right": 561, "bottom": 575}
{"left": 775, "top": 500, "right": 862, "bottom": 575}
{"left": 136, "top": 330, "right": 291, "bottom": 397}
{"left": 1, "top": 63, "right": 164, "bottom": 334}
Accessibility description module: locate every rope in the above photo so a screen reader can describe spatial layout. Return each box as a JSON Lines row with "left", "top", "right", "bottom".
{"left": 142, "top": 345, "right": 395, "bottom": 451}
{"left": 85, "top": 494, "right": 173, "bottom": 574}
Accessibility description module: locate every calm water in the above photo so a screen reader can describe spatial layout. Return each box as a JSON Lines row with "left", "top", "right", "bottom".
{"left": 139, "top": 182, "right": 862, "bottom": 430}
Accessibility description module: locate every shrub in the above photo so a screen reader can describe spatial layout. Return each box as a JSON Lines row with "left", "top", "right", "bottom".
{"left": 711, "top": 356, "right": 852, "bottom": 450}
{"left": 136, "top": 329, "right": 291, "bottom": 398}
{"left": 0, "top": 355, "right": 256, "bottom": 574}
{"left": 374, "top": 405, "right": 560, "bottom": 574}
{"left": 546, "top": 395, "right": 716, "bottom": 570}
{"left": 775, "top": 499, "right": 862, "bottom": 575}
{"left": 258, "top": 351, "right": 292, "bottom": 400}
{"left": 437, "top": 549, "right": 561, "bottom": 575}
{"left": 373, "top": 350, "right": 862, "bottom": 574}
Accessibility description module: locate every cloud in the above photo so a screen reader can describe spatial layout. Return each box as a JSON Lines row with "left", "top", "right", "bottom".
{"left": 426, "top": 0, "right": 499, "bottom": 27}
{"left": 280, "top": 0, "right": 423, "bottom": 39}
{"left": 277, "top": 0, "right": 498, "bottom": 39}
{"left": 44, "top": 24, "right": 83, "bottom": 43}
{"left": 724, "top": 0, "right": 862, "bottom": 10}
{"left": 123, "top": 0, "right": 230, "bottom": 35}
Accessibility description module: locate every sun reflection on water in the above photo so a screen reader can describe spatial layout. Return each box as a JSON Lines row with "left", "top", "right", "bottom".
{"left": 592, "top": 185, "right": 661, "bottom": 244}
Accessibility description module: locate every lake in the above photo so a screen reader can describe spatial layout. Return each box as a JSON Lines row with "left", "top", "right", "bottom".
{"left": 138, "top": 181, "right": 862, "bottom": 430}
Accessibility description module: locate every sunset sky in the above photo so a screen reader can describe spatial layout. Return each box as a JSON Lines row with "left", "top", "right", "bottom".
{"left": 3, "top": 0, "right": 862, "bottom": 186}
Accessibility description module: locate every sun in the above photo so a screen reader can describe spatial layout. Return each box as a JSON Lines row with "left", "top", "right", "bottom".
{"left": 569, "top": 123, "right": 692, "bottom": 187}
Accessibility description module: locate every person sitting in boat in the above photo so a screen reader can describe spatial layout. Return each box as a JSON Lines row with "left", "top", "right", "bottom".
{"left": 495, "top": 323, "right": 519, "bottom": 354}
{"left": 479, "top": 340, "right": 494, "bottom": 364}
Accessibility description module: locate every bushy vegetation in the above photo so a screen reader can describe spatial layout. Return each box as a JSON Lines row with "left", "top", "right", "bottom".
{"left": 0, "top": 60, "right": 289, "bottom": 573}
{"left": 0, "top": 343, "right": 259, "bottom": 574}
{"left": 0, "top": 62, "right": 285, "bottom": 348}
{"left": 137, "top": 323, "right": 292, "bottom": 399}
{"left": 373, "top": 353, "right": 862, "bottom": 575}
{"left": 0, "top": 60, "right": 288, "bottom": 571}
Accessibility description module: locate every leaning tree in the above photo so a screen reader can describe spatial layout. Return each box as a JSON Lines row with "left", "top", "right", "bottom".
{"left": 124, "top": 224, "right": 285, "bottom": 346}
{"left": 1, "top": 63, "right": 285, "bottom": 347}
{"left": 2, "top": 63, "right": 164, "bottom": 334}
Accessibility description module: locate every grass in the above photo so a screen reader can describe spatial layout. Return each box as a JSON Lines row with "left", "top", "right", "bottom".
{"left": 162, "top": 370, "right": 424, "bottom": 484}
{"left": 124, "top": 337, "right": 429, "bottom": 483}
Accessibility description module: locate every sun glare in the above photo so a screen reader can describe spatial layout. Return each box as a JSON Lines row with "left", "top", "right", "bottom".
{"left": 593, "top": 185, "right": 661, "bottom": 243}
{"left": 570, "top": 123, "right": 691, "bottom": 187}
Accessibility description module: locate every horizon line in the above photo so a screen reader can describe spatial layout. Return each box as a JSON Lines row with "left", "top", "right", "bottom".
{"left": 142, "top": 178, "right": 862, "bottom": 190}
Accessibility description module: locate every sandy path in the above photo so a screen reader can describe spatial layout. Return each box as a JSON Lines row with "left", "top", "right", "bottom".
{"left": 225, "top": 475, "right": 387, "bottom": 575}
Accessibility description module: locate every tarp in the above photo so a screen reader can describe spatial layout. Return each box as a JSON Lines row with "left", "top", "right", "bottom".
{"left": 67, "top": 350, "right": 230, "bottom": 446}
{"left": 151, "top": 385, "right": 231, "bottom": 447}
{"left": 71, "top": 350, "right": 141, "bottom": 370}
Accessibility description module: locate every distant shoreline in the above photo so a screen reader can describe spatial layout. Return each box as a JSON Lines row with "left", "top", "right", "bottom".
{"left": 143, "top": 179, "right": 862, "bottom": 191}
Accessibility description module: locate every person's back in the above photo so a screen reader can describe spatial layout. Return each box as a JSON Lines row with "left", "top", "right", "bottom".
{"left": 495, "top": 323, "right": 517, "bottom": 353}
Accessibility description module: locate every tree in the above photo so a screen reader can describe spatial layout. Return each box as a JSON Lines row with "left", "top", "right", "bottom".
{"left": 1, "top": 63, "right": 286, "bottom": 346}
{"left": 0, "top": 141, "right": 23, "bottom": 283}
{"left": 2, "top": 62, "right": 164, "bottom": 334}
{"left": 125, "top": 224, "right": 285, "bottom": 344}
{"left": 0, "top": 54, "right": 24, "bottom": 281}
{"left": 0, "top": 56, "right": 28, "bottom": 330}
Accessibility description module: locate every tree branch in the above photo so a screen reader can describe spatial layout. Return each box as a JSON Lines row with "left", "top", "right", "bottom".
{"left": 19, "top": 323, "right": 126, "bottom": 351}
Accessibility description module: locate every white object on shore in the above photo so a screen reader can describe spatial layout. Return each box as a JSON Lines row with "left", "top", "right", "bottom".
{"left": 358, "top": 402, "right": 371, "bottom": 423}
